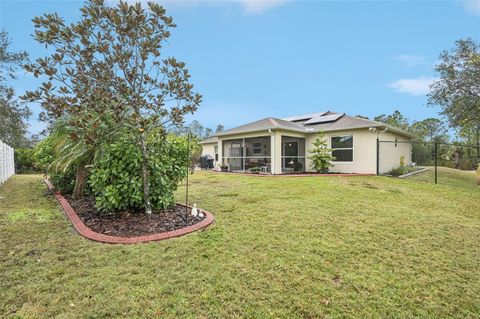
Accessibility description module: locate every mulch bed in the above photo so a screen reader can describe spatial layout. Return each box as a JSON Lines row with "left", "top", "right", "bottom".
{"left": 64, "top": 195, "right": 206, "bottom": 237}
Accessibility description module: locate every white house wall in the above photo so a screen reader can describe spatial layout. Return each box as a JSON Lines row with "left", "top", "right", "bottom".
{"left": 201, "top": 128, "right": 412, "bottom": 174}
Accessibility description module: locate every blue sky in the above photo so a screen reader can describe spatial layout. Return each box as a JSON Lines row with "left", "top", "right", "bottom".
{"left": 1, "top": 0, "right": 479, "bottom": 134}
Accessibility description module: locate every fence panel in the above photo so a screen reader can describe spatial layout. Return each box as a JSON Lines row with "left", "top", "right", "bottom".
{"left": 0, "top": 140, "right": 15, "bottom": 185}
{"left": 378, "top": 140, "right": 480, "bottom": 189}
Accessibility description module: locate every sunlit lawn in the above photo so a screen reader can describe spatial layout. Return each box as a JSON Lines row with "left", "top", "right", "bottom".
{"left": 408, "top": 166, "right": 479, "bottom": 190}
{"left": 1, "top": 172, "right": 479, "bottom": 318}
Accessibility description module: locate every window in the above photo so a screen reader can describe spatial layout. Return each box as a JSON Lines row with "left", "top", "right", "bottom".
{"left": 331, "top": 135, "right": 353, "bottom": 162}
{"left": 214, "top": 145, "right": 218, "bottom": 161}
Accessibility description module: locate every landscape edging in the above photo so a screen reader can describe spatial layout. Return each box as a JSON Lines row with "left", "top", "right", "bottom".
{"left": 44, "top": 179, "right": 214, "bottom": 244}
{"left": 398, "top": 167, "right": 429, "bottom": 179}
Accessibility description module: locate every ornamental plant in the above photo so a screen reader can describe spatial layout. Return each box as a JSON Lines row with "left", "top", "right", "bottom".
{"left": 88, "top": 132, "right": 189, "bottom": 212}
{"left": 23, "top": 0, "right": 202, "bottom": 212}
{"left": 308, "top": 131, "right": 335, "bottom": 173}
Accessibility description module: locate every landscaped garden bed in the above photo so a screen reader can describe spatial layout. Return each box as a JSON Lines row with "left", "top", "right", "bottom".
{"left": 45, "top": 180, "right": 214, "bottom": 244}
{"left": 65, "top": 195, "right": 206, "bottom": 237}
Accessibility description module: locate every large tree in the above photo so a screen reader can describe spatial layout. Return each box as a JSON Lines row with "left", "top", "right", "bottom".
{"left": 0, "top": 30, "right": 31, "bottom": 148}
{"left": 428, "top": 38, "right": 480, "bottom": 151}
{"left": 374, "top": 110, "right": 410, "bottom": 130}
{"left": 410, "top": 118, "right": 448, "bottom": 142}
{"left": 24, "top": 0, "right": 201, "bottom": 212}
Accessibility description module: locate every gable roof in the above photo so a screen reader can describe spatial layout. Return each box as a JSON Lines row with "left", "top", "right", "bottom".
{"left": 216, "top": 117, "right": 306, "bottom": 136}
{"left": 199, "top": 111, "right": 414, "bottom": 143}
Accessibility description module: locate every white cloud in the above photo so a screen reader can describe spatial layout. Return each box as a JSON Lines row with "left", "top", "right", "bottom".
{"left": 464, "top": 0, "right": 480, "bottom": 15}
{"left": 388, "top": 77, "right": 436, "bottom": 96}
{"left": 393, "top": 54, "right": 428, "bottom": 66}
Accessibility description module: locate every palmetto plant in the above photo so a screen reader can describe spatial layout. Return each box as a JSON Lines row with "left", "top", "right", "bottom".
{"left": 48, "top": 112, "right": 119, "bottom": 198}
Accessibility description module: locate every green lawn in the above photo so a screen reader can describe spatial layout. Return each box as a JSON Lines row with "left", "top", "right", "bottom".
{"left": 1, "top": 173, "right": 479, "bottom": 318}
{"left": 408, "top": 166, "right": 479, "bottom": 190}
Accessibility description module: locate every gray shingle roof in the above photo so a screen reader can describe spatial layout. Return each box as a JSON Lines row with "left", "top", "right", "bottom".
{"left": 199, "top": 136, "right": 218, "bottom": 144}
{"left": 216, "top": 117, "right": 306, "bottom": 136}
{"left": 199, "top": 112, "right": 414, "bottom": 143}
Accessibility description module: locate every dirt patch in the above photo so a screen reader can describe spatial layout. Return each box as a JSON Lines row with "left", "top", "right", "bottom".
{"left": 65, "top": 195, "right": 206, "bottom": 237}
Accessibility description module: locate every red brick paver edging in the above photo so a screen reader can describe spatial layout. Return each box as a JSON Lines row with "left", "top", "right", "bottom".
{"left": 44, "top": 179, "right": 214, "bottom": 244}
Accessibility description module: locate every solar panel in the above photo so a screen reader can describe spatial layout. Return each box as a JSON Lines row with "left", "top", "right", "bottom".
{"left": 304, "top": 113, "right": 344, "bottom": 125}
{"left": 283, "top": 112, "right": 327, "bottom": 122}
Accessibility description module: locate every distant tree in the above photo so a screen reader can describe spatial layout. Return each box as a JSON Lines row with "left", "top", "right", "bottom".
{"left": 215, "top": 124, "right": 224, "bottom": 133}
{"left": 355, "top": 115, "right": 369, "bottom": 120}
{"left": 24, "top": 0, "right": 201, "bottom": 212}
{"left": 308, "top": 131, "right": 335, "bottom": 173}
{"left": 187, "top": 120, "right": 206, "bottom": 138}
{"left": 410, "top": 118, "right": 448, "bottom": 142}
{"left": 204, "top": 127, "right": 213, "bottom": 138}
{"left": 374, "top": 110, "right": 409, "bottom": 129}
{"left": 428, "top": 38, "right": 480, "bottom": 153}
{"left": 0, "top": 30, "right": 31, "bottom": 148}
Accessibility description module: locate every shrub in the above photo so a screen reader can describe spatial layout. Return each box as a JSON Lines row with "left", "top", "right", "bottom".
{"left": 32, "top": 136, "right": 76, "bottom": 194}
{"left": 89, "top": 133, "right": 189, "bottom": 212}
{"left": 388, "top": 165, "right": 418, "bottom": 177}
{"left": 308, "top": 132, "right": 334, "bottom": 173}
{"left": 249, "top": 167, "right": 261, "bottom": 174}
{"left": 14, "top": 148, "right": 37, "bottom": 173}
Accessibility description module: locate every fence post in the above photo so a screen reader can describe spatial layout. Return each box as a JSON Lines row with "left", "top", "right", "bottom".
{"left": 434, "top": 142, "right": 438, "bottom": 184}
{"left": 376, "top": 138, "right": 380, "bottom": 175}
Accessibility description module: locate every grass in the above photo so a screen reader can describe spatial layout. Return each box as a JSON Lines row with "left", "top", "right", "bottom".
{"left": 408, "top": 166, "right": 479, "bottom": 190}
{"left": 1, "top": 172, "right": 479, "bottom": 318}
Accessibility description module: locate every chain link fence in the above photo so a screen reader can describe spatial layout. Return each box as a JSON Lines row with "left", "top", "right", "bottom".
{"left": 0, "top": 140, "right": 15, "bottom": 185}
{"left": 378, "top": 140, "right": 480, "bottom": 189}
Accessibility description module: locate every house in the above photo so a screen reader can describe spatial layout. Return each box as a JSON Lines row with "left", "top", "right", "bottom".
{"left": 200, "top": 111, "right": 414, "bottom": 174}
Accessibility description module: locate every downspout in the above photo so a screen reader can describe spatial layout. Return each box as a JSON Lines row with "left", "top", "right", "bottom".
{"left": 376, "top": 127, "right": 388, "bottom": 175}
{"left": 269, "top": 129, "right": 275, "bottom": 174}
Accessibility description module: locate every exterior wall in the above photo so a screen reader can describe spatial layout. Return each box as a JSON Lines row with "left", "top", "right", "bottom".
{"left": 377, "top": 131, "right": 412, "bottom": 174}
{"left": 201, "top": 128, "right": 412, "bottom": 174}
{"left": 305, "top": 129, "right": 377, "bottom": 174}
{"left": 305, "top": 129, "right": 412, "bottom": 174}
{"left": 200, "top": 142, "right": 217, "bottom": 167}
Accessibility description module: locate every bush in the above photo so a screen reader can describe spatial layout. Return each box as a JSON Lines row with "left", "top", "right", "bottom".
{"left": 14, "top": 148, "right": 37, "bottom": 173}
{"left": 89, "top": 133, "right": 189, "bottom": 212}
{"left": 249, "top": 167, "right": 261, "bottom": 174}
{"left": 32, "top": 137, "right": 56, "bottom": 173}
{"left": 32, "top": 136, "right": 76, "bottom": 194}
{"left": 388, "top": 165, "right": 418, "bottom": 177}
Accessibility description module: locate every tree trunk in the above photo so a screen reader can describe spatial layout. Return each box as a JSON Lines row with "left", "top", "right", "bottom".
{"left": 139, "top": 133, "right": 153, "bottom": 215}
{"left": 73, "top": 164, "right": 89, "bottom": 199}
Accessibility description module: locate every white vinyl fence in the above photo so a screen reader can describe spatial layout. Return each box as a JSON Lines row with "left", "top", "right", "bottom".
{"left": 0, "top": 140, "right": 15, "bottom": 185}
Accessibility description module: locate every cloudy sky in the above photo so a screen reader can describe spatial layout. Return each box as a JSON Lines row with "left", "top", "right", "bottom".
{"left": 1, "top": 0, "right": 479, "bottom": 134}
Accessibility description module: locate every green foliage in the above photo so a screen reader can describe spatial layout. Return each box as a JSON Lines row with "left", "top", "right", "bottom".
{"left": 0, "top": 30, "right": 31, "bottom": 148}
{"left": 428, "top": 38, "right": 480, "bottom": 133}
{"left": 14, "top": 148, "right": 36, "bottom": 173}
{"left": 32, "top": 136, "right": 55, "bottom": 172}
{"left": 374, "top": 110, "right": 410, "bottom": 130}
{"left": 249, "top": 167, "right": 261, "bottom": 174}
{"left": 32, "top": 135, "right": 77, "bottom": 194}
{"left": 388, "top": 155, "right": 420, "bottom": 176}
{"left": 89, "top": 134, "right": 189, "bottom": 212}
{"left": 308, "top": 132, "right": 335, "bottom": 173}
{"left": 388, "top": 165, "right": 419, "bottom": 177}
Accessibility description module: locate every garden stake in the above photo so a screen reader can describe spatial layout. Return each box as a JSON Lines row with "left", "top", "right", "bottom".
{"left": 185, "top": 131, "right": 190, "bottom": 225}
